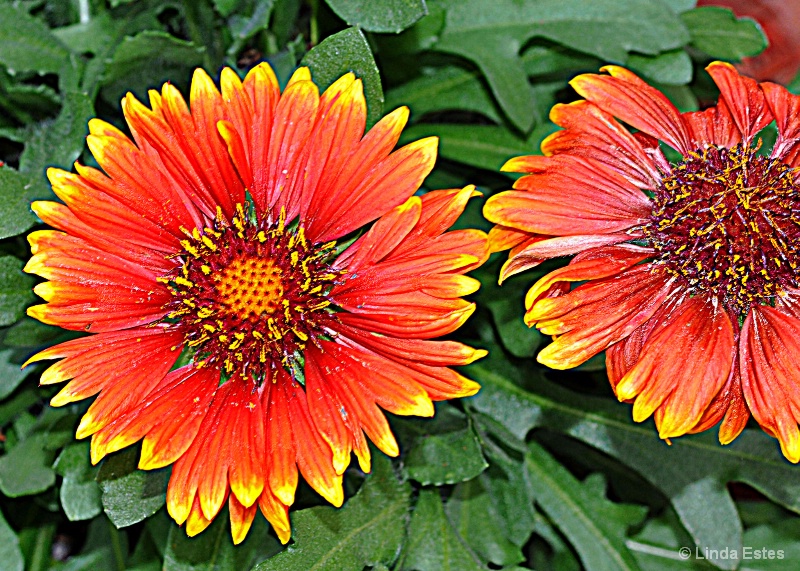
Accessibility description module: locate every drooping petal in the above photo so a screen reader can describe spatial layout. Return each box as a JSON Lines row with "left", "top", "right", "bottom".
{"left": 740, "top": 305, "right": 800, "bottom": 463}
{"left": 523, "top": 244, "right": 653, "bottom": 310}
{"left": 614, "top": 296, "right": 735, "bottom": 439}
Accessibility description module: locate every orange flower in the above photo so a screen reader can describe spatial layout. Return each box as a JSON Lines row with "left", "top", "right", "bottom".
{"left": 24, "top": 64, "right": 487, "bottom": 543}
{"left": 485, "top": 62, "right": 800, "bottom": 462}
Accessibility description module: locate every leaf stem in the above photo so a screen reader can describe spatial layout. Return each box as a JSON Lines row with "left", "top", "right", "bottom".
{"left": 310, "top": 0, "right": 319, "bottom": 46}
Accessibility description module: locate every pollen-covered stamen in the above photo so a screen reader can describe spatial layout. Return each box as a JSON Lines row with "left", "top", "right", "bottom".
{"left": 159, "top": 204, "right": 343, "bottom": 380}
{"left": 647, "top": 143, "right": 800, "bottom": 310}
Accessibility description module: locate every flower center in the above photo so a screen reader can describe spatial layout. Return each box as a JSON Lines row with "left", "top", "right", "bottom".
{"left": 160, "top": 205, "right": 342, "bottom": 381}
{"left": 215, "top": 257, "right": 284, "bottom": 320}
{"left": 647, "top": 143, "right": 800, "bottom": 311}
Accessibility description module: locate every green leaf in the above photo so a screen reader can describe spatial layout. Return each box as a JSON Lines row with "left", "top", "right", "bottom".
{"left": 628, "top": 50, "right": 693, "bottom": 86}
{"left": 681, "top": 7, "right": 767, "bottom": 61}
{"left": 399, "top": 124, "right": 541, "bottom": 172}
{"left": 398, "top": 488, "right": 486, "bottom": 571}
{"left": 102, "top": 31, "right": 206, "bottom": 106}
{"left": 0, "top": 167, "right": 37, "bottom": 240}
{"left": 477, "top": 262, "right": 549, "bottom": 359}
{"left": 666, "top": 0, "right": 698, "bottom": 14}
{"left": 163, "top": 511, "right": 282, "bottom": 571}
{"left": 432, "top": 0, "right": 689, "bottom": 131}
{"left": 97, "top": 448, "right": 169, "bottom": 528}
{"left": 445, "top": 440, "right": 536, "bottom": 567}
{"left": 214, "top": 0, "right": 243, "bottom": 17}
{"left": 4, "top": 318, "right": 68, "bottom": 348}
{"left": 54, "top": 443, "right": 103, "bottom": 521}
{"left": 0, "top": 256, "right": 34, "bottom": 328}
{"left": 401, "top": 405, "right": 488, "bottom": 486}
{"left": 0, "top": 507, "right": 24, "bottom": 571}
{"left": 254, "top": 452, "right": 409, "bottom": 571}
{"left": 385, "top": 65, "right": 502, "bottom": 124}
{"left": 467, "top": 356, "right": 800, "bottom": 570}
{"left": 626, "top": 510, "right": 707, "bottom": 570}
{"left": 0, "top": 6, "right": 71, "bottom": 76}
{"left": 302, "top": 27, "right": 384, "bottom": 127}
{"left": 227, "top": 0, "right": 276, "bottom": 59}
{"left": 0, "top": 348, "right": 30, "bottom": 401}
{"left": 742, "top": 519, "right": 800, "bottom": 570}
{"left": 0, "top": 433, "right": 56, "bottom": 497}
{"left": 326, "top": 0, "right": 428, "bottom": 34}
{"left": 525, "top": 441, "right": 646, "bottom": 571}
{"left": 19, "top": 91, "right": 94, "bottom": 182}
{"left": 0, "top": 83, "right": 61, "bottom": 121}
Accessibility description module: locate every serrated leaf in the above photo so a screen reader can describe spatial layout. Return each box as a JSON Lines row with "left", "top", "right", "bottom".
{"left": 302, "top": 27, "right": 384, "bottom": 127}
{"left": 628, "top": 49, "right": 693, "bottom": 86}
{"left": 0, "top": 433, "right": 56, "bottom": 497}
{"left": 254, "top": 453, "right": 409, "bottom": 571}
{"left": 54, "top": 443, "right": 102, "bottom": 521}
{"left": 398, "top": 488, "right": 486, "bottom": 571}
{"left": 431, "top": 0, "right": 689, "bottom": 131}
{"left": 326, "top": 0, "right": 428, "bottom": 34}
{"left": 401, "top": 405, "right": 488, "bottom": 485}
{"left": 681, "top": 7, "right": 767, "bottom": 61}
{"left": 446, "top": 440, "right": 536, "bottom": 567}
{"left": 467, "top": 356, "right": 800, "bottom": 570}
{"left": 19, "top": 91, "right": 94, "bottom": 187}
{"left": 525, "top": 441, "right": 646, "bottom": 571}
{"left": 385, "top": 65, "right": 502, "bottom": 124}
{"left": 102, "top": 31, "right": 206, "bottom": 106}
{"left": 163, "top": 510, "right": 282, "bottom": 571}
{"left": 97, "top": 448, "right": 168, "bottom": 528}
{"left": 0, "top": 507, "right": 24, "bottom": 571}
{"left": 0, "top": 6, "right": 71, "bottom": 76}
{"left": 0, "top": 167, "right": 38, "bottom": 239}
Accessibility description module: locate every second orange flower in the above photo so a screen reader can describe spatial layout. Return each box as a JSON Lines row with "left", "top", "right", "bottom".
{"left": 486, "top": 62, "right": 800, "bottom": 463}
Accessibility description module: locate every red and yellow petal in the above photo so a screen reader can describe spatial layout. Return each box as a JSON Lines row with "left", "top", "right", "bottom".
{"left": 262, "top": 377, "right": 299, "bottom": 506}
{"left": 706, "top": 61, "right": 772, "bottom": 144}
{"left": 90, "top": 365, "right": 218, "bottom": 466}
{"left": 540, "top": 100, "right": 661, "bottom": 189}
{"left": 486, "top": 155, "right": 651, "bottom": 237}
{"left": 740, "top": 305, "right": 800, "bottom": 462}
{"left": 761, "top": 81, "right": 800, "bottom": 165}
{"left": 570, "top": 65, "right": 692, "bottom": 154}
{"left": 614, "top": 296, "right": 735, "bottom": 438}
{"left": 530, "top": 265, "right": 676, "bottom": 369}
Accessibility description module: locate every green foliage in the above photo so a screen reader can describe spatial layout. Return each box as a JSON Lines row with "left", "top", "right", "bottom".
{"left": 681, "top": 7, "right": 767, "bottom": 61}
{"left": 1, "top": 1, "right": 797, "bottom": 570}
{"left": 326, "top": 0, "right": 428, "bottom": 33}
{"left": 399, "top": 404, "right": 488, "bottom": 485}
{"left": 302, "top": 27, "right": 384, "bottom": 126}
{"left": 97, "top": 448, "right": 168, "bottom": 528}
{"left": 398, "top": 488, "right": 486, "bottom": 570}
{"left": 254, "top": 453, "right": 409, "bottom": 571}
